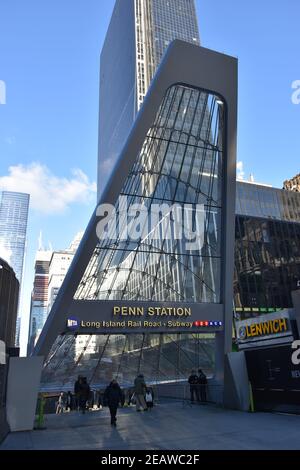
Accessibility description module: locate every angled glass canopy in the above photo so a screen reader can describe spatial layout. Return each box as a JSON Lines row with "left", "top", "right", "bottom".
{"left": 75, "top": 84, "right": 224, "bottom": 304}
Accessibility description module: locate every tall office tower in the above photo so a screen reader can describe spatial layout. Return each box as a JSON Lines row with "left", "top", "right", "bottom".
{"left": 0, "top": 191, "right": 30, "bottom": 346}
{"left": 27, "top": 250, "right": 52, "bottom": 355}
{"left": 47, "top": 232, "right": 83, "bottom": 313}
{"left": 284, "top": 173, "right": 300, "bottom": 193}
{"left": 0, "top": 192, "right": 30, "bottom": 284}
{"left": 98, "top": 0, "right": 200, "bottom": 196}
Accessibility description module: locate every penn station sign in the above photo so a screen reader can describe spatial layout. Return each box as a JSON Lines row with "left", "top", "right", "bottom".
{"left": 113, "top": 305, "right": 192, "bottom": 317}
{"left": 66, "top": 300, "right": 224, "bottom": 334}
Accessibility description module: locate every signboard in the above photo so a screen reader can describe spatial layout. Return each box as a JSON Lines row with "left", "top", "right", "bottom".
{"left": 236, "top": 310, "right": 294, "bottom": 350}
{"left": 66, "top": 300, "right": 224, "bottom": 335}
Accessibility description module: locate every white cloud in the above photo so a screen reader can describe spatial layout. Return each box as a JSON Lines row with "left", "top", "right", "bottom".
{"left": 0, "top": 163, "right": 96, "bottom": 214}
{"left": 237, "top": 161, "right": 245, "bottom": 180}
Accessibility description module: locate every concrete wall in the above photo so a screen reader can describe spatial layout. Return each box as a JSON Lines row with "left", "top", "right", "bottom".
{"left": 6, "top": 357, "right": 43, "bottom": 432}
{"left": 224, "top": 352, "right": 250, "bottom": 411}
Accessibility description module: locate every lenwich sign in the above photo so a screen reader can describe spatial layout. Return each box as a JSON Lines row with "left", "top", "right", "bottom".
{"left": 236, "top": 310, "right": 294, "bottom": 350}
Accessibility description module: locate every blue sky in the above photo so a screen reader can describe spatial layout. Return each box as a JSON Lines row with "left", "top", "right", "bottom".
{"left": 0, "top": 0, "right": 299, "bottom": 354}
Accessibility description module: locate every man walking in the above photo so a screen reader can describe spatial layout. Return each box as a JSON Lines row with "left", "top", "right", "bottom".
{"left": 134, "top": 374, "right": 147, "bottom": 412}
{"left": 104, "top": 379, "right": 124, "bottom": 426}
{"left": 78, "top": 377, "right": 90, "bottom": 414}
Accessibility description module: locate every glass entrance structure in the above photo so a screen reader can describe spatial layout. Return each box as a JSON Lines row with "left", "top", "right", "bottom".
{"left": 35, "top": 42, "right": 237, "bottom": 401}
{"left": 77, "top": 84, "right": 223, "bottom": 305}
{"left": 41, "top": 333, "right": 215, "bottom": 390}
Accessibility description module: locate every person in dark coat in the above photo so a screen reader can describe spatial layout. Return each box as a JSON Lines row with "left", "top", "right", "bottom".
{"left": 66, "top": 391, "right": 73, "bottom": 412}
{"left": 78, "top": 377, "right": 90, "bottom": 414}
{"left": 104, "top": 379, "right": 124, "bottom": 426}
{"left": 188, "top": 370, "right": 200, "bottom": 403}
{"left": 74, "top": 376, "right": 82, "bottom": 410}
{"left": 198, "top": 369, "right": 207, "bottom": 403}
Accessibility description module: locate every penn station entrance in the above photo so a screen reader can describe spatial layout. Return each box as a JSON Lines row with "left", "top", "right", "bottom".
{"left": 33, "top": 43, "right": 238, "bottom": 408}
{"left": 40, "top": 301, "right": 223, "bottom": 397}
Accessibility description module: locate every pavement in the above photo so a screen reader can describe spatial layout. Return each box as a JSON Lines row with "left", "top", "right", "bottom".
{"left": 1, "top": 400, "right": 300, "bottom": 450}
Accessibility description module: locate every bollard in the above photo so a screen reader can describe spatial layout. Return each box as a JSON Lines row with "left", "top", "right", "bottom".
{"left": 35, "top": 393, "right": 47, "bottom": 430}
{"left": 249, "top": 382, "right": 255, "bottom": 413}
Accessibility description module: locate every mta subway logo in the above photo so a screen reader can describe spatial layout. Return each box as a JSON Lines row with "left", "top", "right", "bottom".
{"left": 67, "top": 317, "right": 80, "bottom": 331}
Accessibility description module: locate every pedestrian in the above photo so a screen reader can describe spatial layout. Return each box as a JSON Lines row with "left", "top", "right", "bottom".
{"left": 145, "top": 388, "right": 154, "bottom": 410}
{"left": 78, "top": 377, "right": 90, "bottom": 414}
{"left": 188, "top": 370, "right": 200, "bottom": 403}
{"left": 198, "top": 369, "right": 207, "bottom": 403}
{"left": 74, "top": 375, "right": 82, "bottom": 410}
{"left": 127, "top": 388, "right": 136, "bottom": 406}
{"left": 98, "top": 389, "right": 104, "bottom": 409}
{"left": 104, "top": 379, "right": 124, "bottom": 426}
{"left": 56, "top": 392, "right": 65, "bottom": 414}
{"left": 66, "top": 391, "right": 73, "bottom": 412}
{"left": 134, "top": 374, "right": 147, "bottom": 412}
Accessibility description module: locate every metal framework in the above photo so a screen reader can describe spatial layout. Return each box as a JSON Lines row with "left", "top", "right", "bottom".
{"left": 34, "top": 41, "right": 237, "bottom": 390}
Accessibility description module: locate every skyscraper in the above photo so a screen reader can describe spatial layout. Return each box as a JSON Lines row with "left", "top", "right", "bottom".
{"left": 98, "top": 0, "right": 200, "bottom": 196}
{"left": 47, "top": 232, "right": 83, "bottom": 313}
{"left": 0, "top": 192, "right": 30, "bottom": 284}
{"left": 27, "top": 250, "right": 52, "bottom": 355}
{"left": 0, "top": 191, "right": 30, "bottom": 347}
{"left": 27, "top": 232, "right": 83, "bottom": 354}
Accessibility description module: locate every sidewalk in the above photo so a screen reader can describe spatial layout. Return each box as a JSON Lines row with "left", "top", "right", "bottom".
{"left": 1, "top": 401, "right": 300, "bottom": 450}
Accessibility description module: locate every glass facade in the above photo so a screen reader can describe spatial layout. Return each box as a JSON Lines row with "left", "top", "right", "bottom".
{"left": 151, "top": 0, "right": 200, "bottom": 64}
{"left": 236, "top": 182, "right": 300, "bottom": 223}
{"left": 41, "top": 333, "right": 215, "bottom": 389}
{"left": 235, "top": 182, "right": 300, "bottom": 318}
{"left": 135, "top": 0, "right": 200, "bottom": 108}
{"left": 0, "top": 191, "right": 29, "bottom": 284}
{"left": 78, "top": 85, "right": 224, "bottom": 304}
{"left": 27, "top": 252, "right": 51, "bottom": 355}
{"left": 98, "top": 0, "right": 200, "bottom": 196}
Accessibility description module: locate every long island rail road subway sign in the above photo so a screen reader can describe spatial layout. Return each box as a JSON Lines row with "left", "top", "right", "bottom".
{"left": 66, "top": 301, "right": 224, "bottom": 334}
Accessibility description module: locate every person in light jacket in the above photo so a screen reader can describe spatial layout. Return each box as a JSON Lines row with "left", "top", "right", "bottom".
{"left": 134, "top": 374, "right": 147, "bottom": 412}
{"left": 56, "top": 392, "right": 65, "bottom": 414}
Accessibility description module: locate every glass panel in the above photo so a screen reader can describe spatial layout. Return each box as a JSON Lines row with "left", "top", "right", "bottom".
{"left": 40, "top": 333, "right": 215, "bottom": 390}
{"left": 75, "top": 84, "right": 224, "bottom": 304}
{"left": 234, "top": 215, "right": 300, "bottom": 318}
